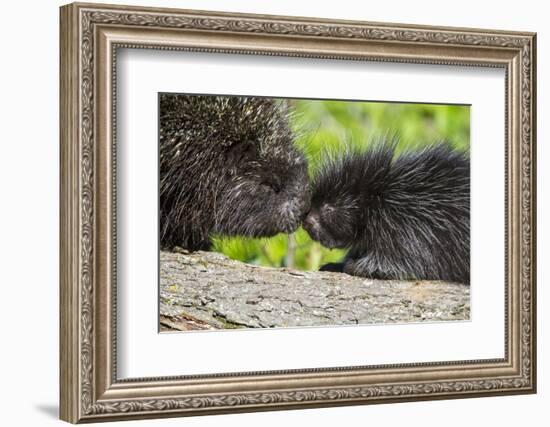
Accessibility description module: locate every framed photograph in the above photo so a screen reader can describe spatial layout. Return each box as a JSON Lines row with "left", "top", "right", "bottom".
{"left": 60, "top": 2, "right": 536, "bottom": 423}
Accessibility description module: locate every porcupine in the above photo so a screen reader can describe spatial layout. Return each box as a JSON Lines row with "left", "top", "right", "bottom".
{"left": 159, "top": 93, "right": 310, "bottom": 251}
{"left": 303, "top": 142, "right": 470, "bottom": 284}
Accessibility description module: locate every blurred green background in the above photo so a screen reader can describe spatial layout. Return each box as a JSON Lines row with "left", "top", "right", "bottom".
{"left": 212, "top": 99, "right": 470, "bottom": 271}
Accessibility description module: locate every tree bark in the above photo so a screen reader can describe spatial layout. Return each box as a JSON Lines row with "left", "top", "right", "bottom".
{"left": 160, "top": 250, "right": 470, "bottom": 331}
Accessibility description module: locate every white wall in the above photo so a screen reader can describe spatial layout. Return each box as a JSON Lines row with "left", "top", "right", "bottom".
{"left": 0, "top": 0, "right": 545, "bottom": 426}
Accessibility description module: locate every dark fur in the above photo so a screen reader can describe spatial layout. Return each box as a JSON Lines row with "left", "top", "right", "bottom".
{"left": 303, "top": 142, "right": 470, "bottom": 284}
{"left": 160, "top": 94, "right": 310, "bottom": 250}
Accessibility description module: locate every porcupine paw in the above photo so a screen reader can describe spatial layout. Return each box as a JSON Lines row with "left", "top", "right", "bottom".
{"left": 319, "top": 262, "right": 345, "bottom": 273}
{"left": 343, "top": 258, "right": 398, "bottom": 280}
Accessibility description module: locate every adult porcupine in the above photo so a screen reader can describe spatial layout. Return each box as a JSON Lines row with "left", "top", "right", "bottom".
{"left": 303, "top": 142, "right": 470, "bottom": 284}
{"left": 159, "top": 93, "right": 310, "bottom": 251}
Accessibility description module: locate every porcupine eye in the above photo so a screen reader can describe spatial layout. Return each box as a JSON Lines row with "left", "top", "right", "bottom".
{"left": 226, "top": 140, "right": 258, "bottom": 164}
{"left": 322, "top": 204, "right": 335, "bottom": 214}
{"left": 320, "top": 204, "right": 337, "bottom": 223}
{"left": 320, "top": 202, "right": 355, "bottom": 247}
{"left": 260, "top": 179, "right": 281, "bottom": 194}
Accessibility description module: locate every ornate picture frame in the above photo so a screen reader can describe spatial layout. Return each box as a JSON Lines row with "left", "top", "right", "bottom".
{"left": 60, "top": 2, "right": 536, "bottom": 423}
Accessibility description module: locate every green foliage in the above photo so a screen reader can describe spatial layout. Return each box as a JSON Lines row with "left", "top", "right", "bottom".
{"left": 213, "top": 99, "right": 470, "bottom": 270}
{"left": 212, "top": 228, "right": 346, "bottom": 271}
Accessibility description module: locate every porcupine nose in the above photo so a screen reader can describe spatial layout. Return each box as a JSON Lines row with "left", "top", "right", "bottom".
{"left": 300, "top": 185, "right": 312, "bottom": 221}
{"left": 300, "top": 198, "right": 311, "bottom": 222}
{"left": 303, "top": 211, "right": 320, "bottom": 240}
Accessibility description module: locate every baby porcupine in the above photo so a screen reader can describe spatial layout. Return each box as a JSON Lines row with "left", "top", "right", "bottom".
{"left": 303, "top": 142, "right": 470, "bottom": 284}
{"left": 159, "top": 93, "right": 310, "bottom": 251}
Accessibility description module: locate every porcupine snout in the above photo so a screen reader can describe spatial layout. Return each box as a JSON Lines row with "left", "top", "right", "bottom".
{"left": 303, "top": 210, "right": 321, "bottom": 241}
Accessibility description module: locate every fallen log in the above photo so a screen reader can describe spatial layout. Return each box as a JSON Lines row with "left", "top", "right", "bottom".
{"left": 160, "top": 250, "right": 470, "bottom": 331}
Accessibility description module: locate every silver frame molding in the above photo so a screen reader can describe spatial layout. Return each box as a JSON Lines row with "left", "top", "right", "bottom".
{"left": 60, "top": 2, "right": 537, "bottom": 423}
